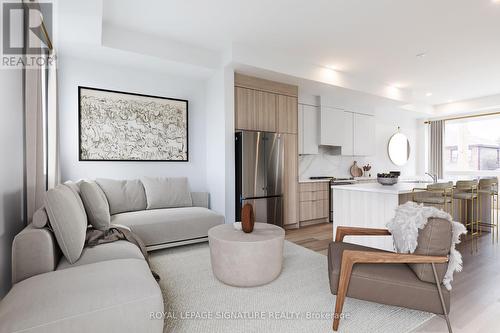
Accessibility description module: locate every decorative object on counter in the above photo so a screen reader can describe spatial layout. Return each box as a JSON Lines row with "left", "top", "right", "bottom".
{"left": 362, "top": 164, "right": 372, "bottom": 177}
{"left": 377, "top": 173, "right": 399, "bottom": 186}
{"left": 388, "top": 127, "right": 410, "bottom": 166}
{"left": 350, "top": 161, "right": 363, "bottom": 177}
{"left": 241, "top": 203, "right": 255, "bottom": 233}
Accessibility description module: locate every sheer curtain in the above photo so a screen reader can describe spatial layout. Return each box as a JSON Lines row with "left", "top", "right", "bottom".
{"left": 47, "top": 51, "right": 60, "bottom": 190}
{"left": 25, "top": 66, "right": 46, "bottom": 221}
{"left": 429, "top": 120, "right": 444, "bottom": 179}
{"left": 24, "top": 4, "right": 59, "bottom": 221}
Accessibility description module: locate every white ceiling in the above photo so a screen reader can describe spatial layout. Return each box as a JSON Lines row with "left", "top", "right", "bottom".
{"left": 101, "top": 0, "right": 500, "bottom": 106}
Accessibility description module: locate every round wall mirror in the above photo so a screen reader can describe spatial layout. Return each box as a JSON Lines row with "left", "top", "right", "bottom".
{"left": 388, "top": 129, "right": 410, "bottom": 166}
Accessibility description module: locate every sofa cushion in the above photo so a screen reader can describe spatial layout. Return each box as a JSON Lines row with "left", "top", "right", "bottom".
{"left": 141, "top": 177, "right": 193, "bottom": 209}
{"left": 31, "top": 207, "right": 49, "bottom": 228}
{"left": 57, "top": 240, "right": 144, "bottom": 270}
{"left": 328, "top": 242, "right": 450, "bottom": 315}
{"left": 80, "top": 181, "right": 111, "bottom": 230}
{"left": 64, "top": 180, "right": 83, "bottom": 195}
{"left": 96, "top": 178, "right": 147, "bottom": 215}
{"left": 409, "top": 217, "right": 452, "bottom": 284}
{"left": 44, "top": 184, "right": 88, "bottom": 264}
{"left": 111, "top": 207, "right": 224, "bottom": 247}
{"left": 0, "top": 259, "right": 164, "bottom": 333}
{"left": 191, "top": 192, "right": 209, "bottom": 208}
{"left": 64, "top": 180, "right": 87, "bottom": 215}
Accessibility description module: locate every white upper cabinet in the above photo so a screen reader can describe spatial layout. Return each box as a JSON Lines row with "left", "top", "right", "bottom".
{"left": 298, "top": 104, "right": 319, "bottom": 155}
{"left": 342, "top": 112, "right": 354, "bottom": 156}
{"left": 302, "top": 104, "right": 319, "bottom": 154}
{"left": 319, "top": 104, "right": 374, "bottom": 156}
{"left": 298, "top": 104, "right": 304, "bottom": 154}
{"left": 320, "top": 106, "right": 345, "bottom": 146}
{"left": 353, "top": 113, "right": 375, "bottom": 156}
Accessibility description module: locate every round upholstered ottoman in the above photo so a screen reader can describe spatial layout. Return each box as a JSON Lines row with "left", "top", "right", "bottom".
{"left": 208, "top": 222, "right": 285, "bottom": 287}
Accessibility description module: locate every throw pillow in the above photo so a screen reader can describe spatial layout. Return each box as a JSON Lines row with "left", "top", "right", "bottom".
{"left": 141, "top": 177, "right": 193, "bottom": 210}
{"left": 95, "top": 178, "right": 147, "bottom": 215}
{"left": 409, "top": 217, "right": 452, "bottom": 284}
{"left": 44, "top": 184, "right": 88, "bottom": 264}
{"left": 32, "top": 207, "right": 48, "bottom": 228}
{"left": 79, "top": 181, "right": 111, "bottom": 230}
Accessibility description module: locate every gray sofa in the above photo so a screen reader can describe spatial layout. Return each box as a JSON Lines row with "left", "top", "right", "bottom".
{"left": 0, "top": 177, "right": 224, "bottom": 333}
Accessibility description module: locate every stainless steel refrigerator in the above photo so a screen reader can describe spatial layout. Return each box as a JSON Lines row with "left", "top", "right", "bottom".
{"left": 235, "top": 131, "right": 283, "bottom": 226}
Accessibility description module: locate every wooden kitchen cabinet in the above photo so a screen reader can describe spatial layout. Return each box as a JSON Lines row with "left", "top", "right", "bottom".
{"left": 235, "top": 86, "right": 276, "bottom": 132}
{"left": 277, "top": 95, "right": 298, "bottom": 134}
{"left": 282, "top": 134, "right": 299, "bottom": 226}
{"left": 234, "top": 73, "right": 299, "bottom": 229}
{"left": 299, "top": 182, "right": 329, "bottom": 226}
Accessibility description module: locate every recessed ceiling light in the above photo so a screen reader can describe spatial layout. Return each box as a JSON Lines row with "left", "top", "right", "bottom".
{"left": 447, "top": 99, "right": 454, "bottom": 103}
{"left": 416, "top": 52, "right": 427, "bottom": 58}
{"left": 426, "top": 92, "right": 433, "bottom": 97}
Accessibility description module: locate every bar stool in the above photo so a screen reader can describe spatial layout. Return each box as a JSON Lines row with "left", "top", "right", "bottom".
{"left": 478, "top": 178, "right": 498, "bottom": 243}
{"left": 453, "top": 180, "right": 479, "bottom": 253}
{"left": 412, "top": 182, "right": 454, "bottom": 215}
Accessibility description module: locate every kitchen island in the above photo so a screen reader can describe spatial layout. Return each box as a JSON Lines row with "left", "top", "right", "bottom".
{"left": 331, "top": 182, "right": 428, "bottom": 251}
{"left": 332, "top": 181, "right": 494, "bottom": 251}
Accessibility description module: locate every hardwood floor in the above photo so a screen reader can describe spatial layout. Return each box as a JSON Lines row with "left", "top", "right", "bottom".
{"left": 285, "top": 223, "right": 500, "bottom": 333}
{"left": 285, "top": 222, "right": 333, "bottom": 255}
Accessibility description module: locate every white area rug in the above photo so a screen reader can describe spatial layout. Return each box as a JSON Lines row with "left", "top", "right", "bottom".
{"left": 150, "top": 241, "right": 433, "bottom": 333}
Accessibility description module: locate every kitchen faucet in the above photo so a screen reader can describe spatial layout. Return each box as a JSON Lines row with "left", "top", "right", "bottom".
{"left": 425, "top": 172, "right": 438, "bottom": 183}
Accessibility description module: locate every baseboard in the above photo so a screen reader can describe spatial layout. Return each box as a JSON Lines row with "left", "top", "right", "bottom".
{"left": 146, "top": 237, "right": 208, "bottom": 251}
{"left": 284, "top": 223, "right": 300, "bottom": 230}
{"left": 299, "top": 218, "right": 329, "bottom": 227}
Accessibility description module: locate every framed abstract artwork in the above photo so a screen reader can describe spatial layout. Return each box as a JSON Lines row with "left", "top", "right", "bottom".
{"left": 78, "top": 86, "right": 188, "bottom": 161}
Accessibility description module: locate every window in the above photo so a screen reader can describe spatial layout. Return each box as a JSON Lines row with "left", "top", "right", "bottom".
{"left": 444, "top": 114, "right": 500, "bottom": 177}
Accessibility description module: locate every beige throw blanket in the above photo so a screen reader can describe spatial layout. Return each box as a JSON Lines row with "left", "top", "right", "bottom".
{"left": 85, "top": 225, "right": 160, "bottom": 281}
{"left": 386, "top": 201, "right": 466, "bottom": 290}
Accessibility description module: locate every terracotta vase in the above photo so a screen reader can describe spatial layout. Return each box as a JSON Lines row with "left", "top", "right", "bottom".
{"left": 241, "top": 203, "right": 255, "bottom": 233}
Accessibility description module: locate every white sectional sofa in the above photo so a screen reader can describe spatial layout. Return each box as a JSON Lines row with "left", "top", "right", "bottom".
{"left": 93, "top": 177, "right": 224, "bottom": 250}
{"left": 0, "top": 177, "right": 224, "bottom": 333}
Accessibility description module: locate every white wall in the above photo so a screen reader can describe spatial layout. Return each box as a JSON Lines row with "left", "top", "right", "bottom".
{"left": 58, "top": 56, "right": 208, "bottom": 192}
{"left": 205, "top": 66, "right": 235, "bottom": 222}
{"left": 0, "top": 69, "right": 25, "bottom": 298}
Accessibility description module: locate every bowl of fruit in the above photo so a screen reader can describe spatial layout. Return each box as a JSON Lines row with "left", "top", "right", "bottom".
{"left": 377, "top": 172, "right": 399, "bottom": 186}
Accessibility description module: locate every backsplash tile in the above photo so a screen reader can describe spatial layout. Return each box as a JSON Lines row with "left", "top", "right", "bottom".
{"left": 299, "top": 152, "right": 371, "bottom": 180}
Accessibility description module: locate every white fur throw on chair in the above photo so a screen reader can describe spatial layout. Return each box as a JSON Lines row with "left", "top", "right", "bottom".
{"left": 386, "top": 201, "right": 467, "bottom": 290}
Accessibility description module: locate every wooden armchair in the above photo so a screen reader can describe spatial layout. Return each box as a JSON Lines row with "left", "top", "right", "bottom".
{"left": 330, "top": 224, "right": 453, "bottom": 333}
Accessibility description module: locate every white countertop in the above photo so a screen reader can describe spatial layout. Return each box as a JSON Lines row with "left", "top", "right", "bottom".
{"left": 331, "top": 182, "right": 428, "bottom": 194}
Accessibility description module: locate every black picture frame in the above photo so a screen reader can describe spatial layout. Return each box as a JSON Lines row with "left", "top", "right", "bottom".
{"left": 78, "top": 86, "right": 189, "bottom": 162}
